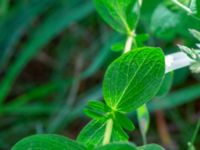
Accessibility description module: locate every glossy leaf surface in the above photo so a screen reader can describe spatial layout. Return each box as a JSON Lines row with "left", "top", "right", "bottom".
{"left": 93, "top": 0, "right": 138, "bottom": 34}
{"left": 95, "top": 142, "right": 137, "bottom": 150}
{"left": 12, "top": 134, "right": 86, "bottom": 150}
{"left": 77, "top": 119, "right": 128, "bottom": 147}
{"left": 138, "top": 144, "right": 165, "bottom": 150}
{"left": 103, "top": 47, "right": 165, "bottom": 112}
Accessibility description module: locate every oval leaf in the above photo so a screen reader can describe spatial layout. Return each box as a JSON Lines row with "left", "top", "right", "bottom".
{"left": 103, "top": 47, "right": 165, "bottom": 112}
{"left": 156, "top": 72, "right": 173, "bottom": 97}
{"left": 12, "top": 134, "right": 86, "bottom": 150}
{"left": 138, "top": 144, "right": 165, "bottom": 150}
{"left": 77, "top": 119, "right": 128, "bottom": 147}
{"left": 93, "top": 0, "right": 138, "bottom": 34}
{"left": 95, "top": 142, "right": 137, "bottom": 150}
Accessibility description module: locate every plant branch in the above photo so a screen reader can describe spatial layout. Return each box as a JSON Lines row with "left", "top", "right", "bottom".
{"left": 124, "top": 36, "right": 134, "bottom": 53}
{"left": 103, "top": 119, "right": 113, "bottom": 145}
{"left": 171, "top": 0, "right": 192, "bottom": 14}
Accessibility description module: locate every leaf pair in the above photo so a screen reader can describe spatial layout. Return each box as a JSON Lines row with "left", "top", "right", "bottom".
{"left": 78, "top": 47, "right": 165, "bottom": 147}
{"left": 84, "top": 100, "right": 135, "bottom": 130}
{"left": 94, "top": 0, "right": 139, "bottom": 35}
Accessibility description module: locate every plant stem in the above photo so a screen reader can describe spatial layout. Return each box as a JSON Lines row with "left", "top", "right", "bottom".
{"left": 124, "top": 36, "right": 133, "bottom": 53}
{"left": 171, "top": 0, "right": 192, "bottom": 14}
{"left": 103, "top": 119, "right": 113, "bottom": 145}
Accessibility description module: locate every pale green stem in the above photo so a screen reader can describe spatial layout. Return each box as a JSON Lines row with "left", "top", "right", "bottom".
{"left": 103, "top": 119, "right": 113, "bottom": 145}
{"left": 171, "top": 0, "right": 192, "bottom": 14}
{"left": 124, "top": 36, "right": 134, "bottom": 53}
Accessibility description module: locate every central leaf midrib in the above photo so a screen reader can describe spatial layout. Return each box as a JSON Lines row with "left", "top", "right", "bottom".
{"left": 117, "top": 61, "right": 159, "bottom": 110}
{"left": 113, "top": 52, "right": 151, "bottom": 109}
{"left": 114, "top": 0, "right": 131, "bottom": 34}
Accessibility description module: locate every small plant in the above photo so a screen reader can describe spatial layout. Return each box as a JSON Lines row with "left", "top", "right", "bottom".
{"left": 11, "top": 0, "right": 200, "bottom": 149}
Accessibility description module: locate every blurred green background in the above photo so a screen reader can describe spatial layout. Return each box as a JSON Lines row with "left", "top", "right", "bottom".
{"left": 0, "top": 0, "right": 199, "bottom": 149}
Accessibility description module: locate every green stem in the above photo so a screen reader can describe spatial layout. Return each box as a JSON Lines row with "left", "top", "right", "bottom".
{"left": 103, "top": 119, "right": 113, "bottom": 145}
{"left": 171, "top": 0, "right": 192, "bottom": 14}
{"left": 124, "top": 32, "right": 137, "bottom": 53}
{"left": 124, "top": 36, "right": 133, "bottom": 53}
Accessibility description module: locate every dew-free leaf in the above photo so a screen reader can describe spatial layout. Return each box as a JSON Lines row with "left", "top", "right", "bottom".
{"left": 93, "top": 0, "right": 139, "bottom": 35}
{"left": 111, "top": 42, "right": 125, "bottom": 52}
{"left": 95, "top": 142, "right": 137, "bottom": 150}
{"left": 115, "top": 112, "right": 135, "bottom": 131}
{"left": 189, "top": 29, "right": 200, "bottom": 41}
{"left": 138, "top": 143, "right": 165, "bottom": 150}
{"left": 196, "top": 0, "right": 200, "bottom": 17}
{"left": 84, "top": 101, "right": 110, "bottom": 119}
{"left": 103, "top": 47, "right": 165, "bottom": 112}
{"left": 12, "top": 134, "right": 86, "bottom": 150}
{"left": 77, "top": 119, "right": 128, "bottom": 147}
{"left": 156, "top": 72, "right": 174, "bottom": 97}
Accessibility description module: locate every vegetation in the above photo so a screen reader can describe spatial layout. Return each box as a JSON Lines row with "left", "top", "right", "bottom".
{"left": 0, "top": 0, "right": 199, "bottom": 149}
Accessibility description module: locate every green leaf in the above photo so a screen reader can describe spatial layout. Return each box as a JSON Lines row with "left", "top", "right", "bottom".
{"left": 12, "top": 134, "right": 86, "bottom": 150}
{"left": 93, "top": 0, "right": 138, "bottom": 34}
{"left": 149, "top": 83, "right": 200, "bottom": 111}
{"left": 111, "top": 42, "right": 125, "bottom": 52}
{"left": 138, "top": 144, "right": 165, "bottom": 150}
{"left": 189, "top": 29, "right": 200, "bottom": 41}
{"left": 77, "top": 119, "right": 128, "bottom": 147}
{"left": 95, "top": 142, "right": 137, "bottom": 150}
{"left": 84, "top": 101, "right": 110, "bottom": 119}
{"left": 115, "top": 112, "right": 135, "bottom": 131}
{"left": 103, "top": 47, "right": 165, "bottom": 112}
{"left": 137, "top": 104, "right": 150, "bottom": 144}
{"left": 196, "top": 0, "right": 200, "bottom": 17}
{"left": 188, "top": 142, "right": 195, "bottom": 150}
{"left": 135, "top": 34, "right": 149, "bottom": 47}
{"left": 150, "top": 4, "right": 183, "bottom": 40}
{"left": 88, "top": 101, "right": 109, "bottom": 112}
{"left": 156, "top": 72, "right": 174, "bottom": 97}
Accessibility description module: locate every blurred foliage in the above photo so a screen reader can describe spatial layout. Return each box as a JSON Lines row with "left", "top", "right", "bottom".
{"left": 0, "top": 0, "right": 199, "bottom": 149}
